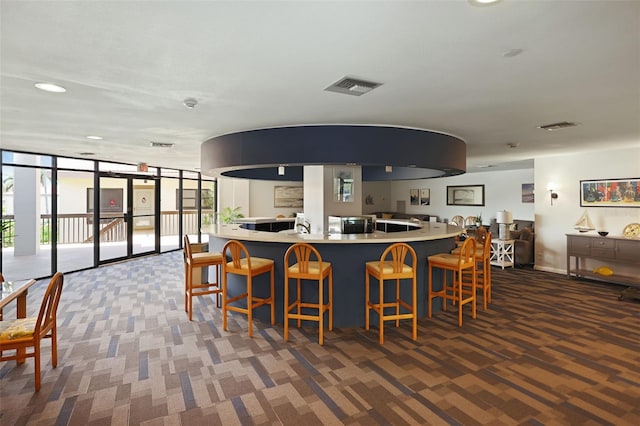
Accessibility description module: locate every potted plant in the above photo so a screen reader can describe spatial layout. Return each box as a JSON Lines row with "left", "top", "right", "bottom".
{"left": 476, "top": 213, "right": 483, "bottom": 227}
{"left": 220, "top": 206, "right": 244, "bottom": 224}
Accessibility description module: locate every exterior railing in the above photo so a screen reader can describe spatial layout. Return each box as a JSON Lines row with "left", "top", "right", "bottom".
{"left": 1, "top": 210, "right": 204, "bottom": 247}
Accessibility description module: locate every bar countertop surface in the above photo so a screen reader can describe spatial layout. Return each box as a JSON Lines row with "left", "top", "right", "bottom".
{"left": 202, "top": 221, "right": 461, "bottom": 243}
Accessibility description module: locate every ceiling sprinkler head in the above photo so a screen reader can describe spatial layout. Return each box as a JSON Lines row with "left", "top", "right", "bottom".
{"left": 507, "top": 143, "right": 520, "bottom": 149}
{"left": 183, "top": 98, "right": 198, "bottom": 109}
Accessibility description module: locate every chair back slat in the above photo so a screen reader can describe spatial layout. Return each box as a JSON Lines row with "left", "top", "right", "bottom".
{"left": 380, "top": 242, "right": 416, "bottom": 272}
{"left": 224, "top": 240, "right": 251, "bottom": 269}
{"left": 285, "top": 243, "right": 322, "bottom": 274}
{"left": 35, "top": 272, "right": 64, "bottom": 338}
{"left": 457, "top": 238, "right": 477, "bottom": 264}
{"left": 183, "top": 235, "right": 192, "bottom": 261}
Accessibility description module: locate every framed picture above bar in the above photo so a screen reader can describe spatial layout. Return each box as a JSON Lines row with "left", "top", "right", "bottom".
{"left": 580, "top": 178, "right": 640, "bottom": 207}
{"left": 274, "top": 186, "right": 303, "bottom": 208}
{"left": 446, "top": 184, "right": 485, "bottom": 206}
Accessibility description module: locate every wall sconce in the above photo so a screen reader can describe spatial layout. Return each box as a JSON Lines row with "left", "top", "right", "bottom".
{"left": 385, "top": 165, "right": 393, "bottom": 173}
{"left": 278, "top": 166, "right": 285, "bottom": 176}
{"left": 548, "top": 183, "right": 559, "bottom": 205}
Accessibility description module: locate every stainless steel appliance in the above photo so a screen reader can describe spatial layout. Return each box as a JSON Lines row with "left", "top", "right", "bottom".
{"left": 328, "top": 215, "right": 374, "bottom": 234}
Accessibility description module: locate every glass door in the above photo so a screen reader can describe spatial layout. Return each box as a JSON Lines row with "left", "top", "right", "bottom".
{"left": 98, "top": 174, "right": 157, "bottom": 264}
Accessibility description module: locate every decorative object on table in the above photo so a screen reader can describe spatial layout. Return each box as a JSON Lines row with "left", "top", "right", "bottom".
{"left": 475, "top": 213, "right": 482, "bottom": 227}
{"left": 574, "top": 211, "right": 595, "bottom": 232}
{"left": 522, "top": 183, "right": 535, "bottom": 203}
{"left": 622, "top": 223, "right": 640, "bottom": 238}
{"left": 580, "top": 178, "right": 640, "bottom": 207}
{"left": 446, "top": 184, "right": 485, "bottom": 206}
{"left": 597, "top": 231, "right": 609, "bottom": 237}
{"left": 496, "top": 210, "right": 513, "bottom": 240}
{"left": 593, "top": 266, "right": 614, "bottom": 276}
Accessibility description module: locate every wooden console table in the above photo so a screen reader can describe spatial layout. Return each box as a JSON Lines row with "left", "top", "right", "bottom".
{"left": 566, "top": 234, "right": 640, "bottom": 287}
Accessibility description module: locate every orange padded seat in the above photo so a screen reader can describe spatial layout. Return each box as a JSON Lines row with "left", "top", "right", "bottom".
{"left": 222, "top": 240, "right": 275, "bottom": 337}
{"left": 284, "top": 243, "right": 333, "bottom": 345}
{"left": 184, "top": 235, "right": 223, "bottom": 321}
{"left": 428, "top": 238, "right": 477, "bottom": 327}
{"left": 0, "top": 272, "right": 64, "bottom": 391}
{"left": 365, "top": 243, "right": 417, "bottom": 344}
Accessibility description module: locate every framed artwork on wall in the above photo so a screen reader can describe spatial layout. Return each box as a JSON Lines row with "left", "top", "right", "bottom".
{"left": 522, "top": 183, "right": 534, "bottom": 203}
{"left": 580, "top": 178, "right": 640, "bottom": 207}
{"left": 420, "top": 189, "right": 430, "bottom": 205}
{"left": 274, "top": 186, "right": 303, "bottom": 208}
{"left": 410, "top": 189, "right": 419, "bottom": 205}
{"left": 446, "top": 184, "right": 485, "bottom": 206}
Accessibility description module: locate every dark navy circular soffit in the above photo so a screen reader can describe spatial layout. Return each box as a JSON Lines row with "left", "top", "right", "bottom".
{"left": 201, "top": 125, "right": 466, "bottom": 181}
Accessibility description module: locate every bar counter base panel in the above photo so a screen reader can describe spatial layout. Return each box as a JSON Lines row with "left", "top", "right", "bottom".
{"left": 206, "top": 223, "right": 460, "bottom": 328}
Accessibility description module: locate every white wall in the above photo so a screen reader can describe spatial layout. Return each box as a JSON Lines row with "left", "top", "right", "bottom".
{"left": 534, "top": 147, "right": 640, "bottom": 274}
{"left": 362, "top": 181, "right": 391, "bottom": 214}
{"left": 390, "top": 169, "right": 535, "bottom": 224}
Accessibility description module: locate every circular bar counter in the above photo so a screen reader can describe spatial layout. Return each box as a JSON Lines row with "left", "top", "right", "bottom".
{"left": 204, "top": 222, "right": 461, "bottom": 328}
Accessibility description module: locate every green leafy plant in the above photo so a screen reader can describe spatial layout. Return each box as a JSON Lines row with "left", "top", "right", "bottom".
{"left": 220, "top": 206, "right": 244, "bottom": 224}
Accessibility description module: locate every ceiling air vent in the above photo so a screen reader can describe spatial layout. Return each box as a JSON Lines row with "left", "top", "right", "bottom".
{"left": 538, "top": 121, "right": 578, "bottom": 131}
{"left": 325, "top": 77, "right": 382, "bottom": 96}
{"left": 150, "top": 141, "right": 174, "bottom": 148}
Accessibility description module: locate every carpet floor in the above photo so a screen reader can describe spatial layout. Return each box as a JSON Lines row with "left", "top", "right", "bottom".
{"left": 1, "top": 251, "right": 639, "bottom": 425}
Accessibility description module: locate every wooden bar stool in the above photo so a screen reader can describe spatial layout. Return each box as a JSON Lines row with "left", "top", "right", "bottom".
{"left": 222, "top": 240, "right": 275, "bottom": 337}
{"left": 365, "top": 243, "right": 417, "bottom": 344}
{"left": 451, "top": 228, "right": 492, "bottom": 309}
{"left": 428, "top": 238, "right": 477, "bottom": 326}
{"left": 183, "top": 235, "right": 223, "bottom": 321}
{"left": 284, "top": 243, "right": 333, "bottom": 345}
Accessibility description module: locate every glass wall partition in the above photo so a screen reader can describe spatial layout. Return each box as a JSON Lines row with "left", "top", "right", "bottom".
{"left": 1, "top": 149, "right": 214, "bottom": 279}
{"left": 160, "top": 169, "right": 180, "bottom": 252}
{"left": 1, "top": 153, "right": 53, "bottom": 281}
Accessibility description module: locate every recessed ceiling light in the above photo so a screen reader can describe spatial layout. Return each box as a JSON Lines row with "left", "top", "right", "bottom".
{"left": 86, "top": 135, "right": 103, "bottom": 140}
{"left": 476, "top": 164, "right": 496, "bottom": 168}
{"left": 78, "top": 152, "right": 95, "bottom": 156}
{"left": 34, "top": 82, "right": 66, "bottom": 93}
{"left": 468, "top": 0, "right": 502, "bottom": 6}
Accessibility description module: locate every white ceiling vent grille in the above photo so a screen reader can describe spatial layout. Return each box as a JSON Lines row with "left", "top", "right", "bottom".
{"left": 325, "top": 77, "right": 382, "bottom": 96}
{"left": 538, "top": 121, "right": 578, "bottom": 131}
{"left": 150, "top": 141, "right": 174, "bottom": 148}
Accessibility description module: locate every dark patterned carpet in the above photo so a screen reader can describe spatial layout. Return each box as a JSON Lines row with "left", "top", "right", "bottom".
{"left": 1, "top": 251, "right": 639, "bottom": 425}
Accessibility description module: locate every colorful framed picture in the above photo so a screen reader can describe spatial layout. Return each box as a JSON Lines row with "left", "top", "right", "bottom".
{"left": 580, "top": 178, "right": 640, "bottom": 207}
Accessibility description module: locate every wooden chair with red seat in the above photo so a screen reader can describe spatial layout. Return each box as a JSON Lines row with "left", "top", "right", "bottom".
{"left": 222, "top": 240, "right": 275, "bottom": 337}
{"left": 184, "top": 235, "right": 223, "bottom": 321}
{"left": 365, "top": 242, "right": 418, "bottom": 344}
{"left": 451, "top": 227, "right": 492, "bottom": 309}
{"left": 0, "top": 272, "right": 64, "bottom": 391}
{"left": 284, "top": 242, "right": 333, "bottom": 345}
{"left": 428, "top": 238, "right": 477, "bottom": 327}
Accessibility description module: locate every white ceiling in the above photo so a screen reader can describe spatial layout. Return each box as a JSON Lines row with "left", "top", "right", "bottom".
{"left": 1, "top": 1, "right": 639, "bottom": 175}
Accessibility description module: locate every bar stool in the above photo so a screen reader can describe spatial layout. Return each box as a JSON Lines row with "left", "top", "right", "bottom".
{"left": 284, "top": 243, "right": 333, "bottom": 345}
{"left": 428, "top": 238, "right": 477, "bottom": 327}
{"left": 365, "top": 243, "right": 417, "bottom": 344}
{"left": 221, "top": 240, "right": 275, "bottom": 337}
{"left": 450, "top": 228, "right": 492, "bottom": 309}
{"left": 183, "top": 235, "right": 223, "bottom": 321}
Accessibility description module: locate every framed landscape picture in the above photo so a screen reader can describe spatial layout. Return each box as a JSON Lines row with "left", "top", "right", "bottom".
{"left": 446, "top": 184, "right": 485, "bottom": 206}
